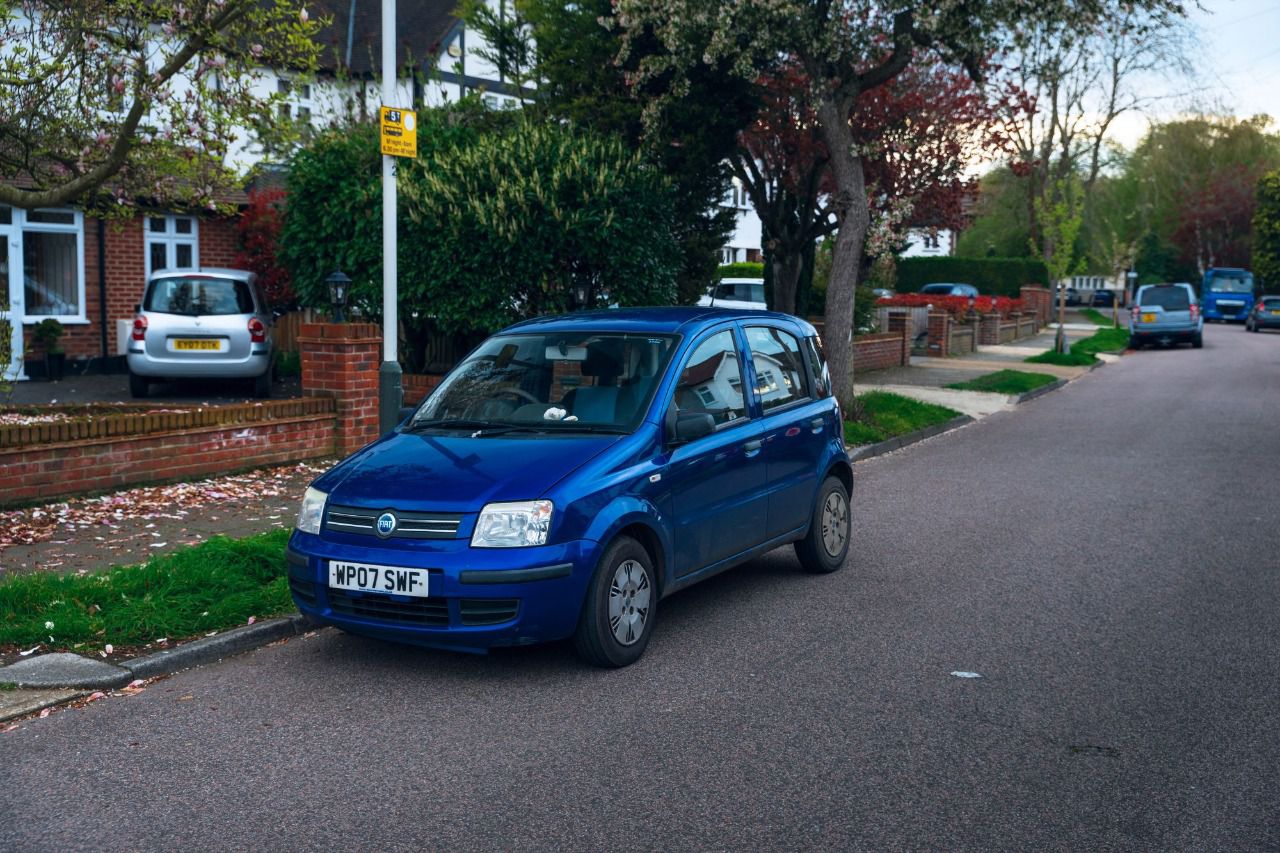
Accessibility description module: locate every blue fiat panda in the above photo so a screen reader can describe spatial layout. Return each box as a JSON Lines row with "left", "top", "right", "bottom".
{"left": 288, "top": 308, "right": 852, "bottom": 667}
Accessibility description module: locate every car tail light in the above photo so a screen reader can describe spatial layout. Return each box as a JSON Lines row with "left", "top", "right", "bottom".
{"left": 1189, "top": 303, "right": 1200, "bottom": 321}
{"left": 1130, "top": 305, "right": 1139, "bottom": 322}
{"left": 248, "top": 317, "right": 266, "bottom": 344}
{"left": 131, "top": 315, "right": 147, "bottom": 341}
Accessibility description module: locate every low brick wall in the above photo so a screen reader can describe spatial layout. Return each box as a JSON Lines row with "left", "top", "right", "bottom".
{"left": 403, "top": 373, "right": 446, "bottom": 406}
{"left": 999, "top": 322, "right": 1019, "bottom": 344}
{"left": 0, "top": 399, "right": 336, "bottom": 507}
{"left": 852, "top": 330, "right": 909, "bottom": 371}
{"left": 1018, "top": 316, "right": 1038, "bottom": 338}
{"left": 949, "top": 324, "right": 976, "bottom": 355}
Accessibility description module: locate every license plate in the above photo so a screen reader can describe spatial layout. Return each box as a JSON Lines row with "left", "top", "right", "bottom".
{"left": 1270, "top": 310, "right": 1280, "bottom": 316}
{"left": 329, "top": 561, "right": 430, "bottom": 597}
{"left": 173, "top": 339, "right": 221, "bottom": 351}
{"left": 1141, "top": 313, "right": 1156, "bottom": 323}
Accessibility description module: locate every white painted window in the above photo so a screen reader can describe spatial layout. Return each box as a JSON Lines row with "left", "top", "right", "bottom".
{"left": 145, "top": 214, "right": 199, "bottom": 278}
{"left": 18, "top": 207, "right": 86, "bottom": 322}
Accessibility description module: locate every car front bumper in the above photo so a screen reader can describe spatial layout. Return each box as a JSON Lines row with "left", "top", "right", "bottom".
{"left": 286, "top": 531, "right": 601, "bottom": 653}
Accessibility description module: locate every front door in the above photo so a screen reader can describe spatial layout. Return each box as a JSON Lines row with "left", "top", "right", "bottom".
{"left": 662, "top": 326, "right": 769, "bottom": 574}
{"left": 0, "top": 208, "right": 23, "bottom": 381}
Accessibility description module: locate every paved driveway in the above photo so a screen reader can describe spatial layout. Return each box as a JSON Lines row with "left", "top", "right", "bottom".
{"left": 2, "top": 323, "right": 1277, "bottom": 850}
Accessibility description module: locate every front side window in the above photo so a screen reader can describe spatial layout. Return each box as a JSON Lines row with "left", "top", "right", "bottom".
{"left": 672, "top": 330, "right": 747, "bottom": 427}
{"left": 746, "top": 326, "right": 809, "bottom": 410}
{"left": 144, "top": 277, "right": 254, "bottom": 316}
{"left": 146, "top": 214, "right": 198, "bottom": 278}
{"left": 414, "top": 332, "right": 678, "bottom": 432}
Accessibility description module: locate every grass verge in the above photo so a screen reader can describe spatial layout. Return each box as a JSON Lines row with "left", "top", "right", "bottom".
{"left": 945, "top": 370, "right": 1058, "bottom": 395}
{"left": 1080, "top": 308, "right": 1116, "bottom": 326}
{"left": 1026, "top": 327, "right": 1131, "bottom": 366}
{"left": 0, "top": 529, "right": 292, "bottom": 650}
{"left": 844, "top": 391, "right": 961, "bottom": 446}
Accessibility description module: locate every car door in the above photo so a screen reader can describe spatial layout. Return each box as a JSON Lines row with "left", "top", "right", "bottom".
{"left": 662, "top": 326, "right": 768, "bottom": 575}
{"left": 743, "top": 324, "right": 827, "bottom": 540}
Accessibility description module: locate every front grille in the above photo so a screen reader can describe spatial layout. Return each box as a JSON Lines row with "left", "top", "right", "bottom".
{"left": 459, "top": 599, "right": 520, "bottom": 626}
{"left": 324, "top": 504, "right": 463, "bottom": 539}
{"left": 289, "top": 577, "right": 317, "bottom": 608}
{"left": 328, "top": 588, "right": 449, "bottom": 626}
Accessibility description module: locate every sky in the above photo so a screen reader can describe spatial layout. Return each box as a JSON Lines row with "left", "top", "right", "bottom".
{"left": 1108, "top": 0, "right": 1280, "bottom": 147}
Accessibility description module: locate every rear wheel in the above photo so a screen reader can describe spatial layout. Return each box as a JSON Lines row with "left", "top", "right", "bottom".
{"left": 795, "top": 475, "right": 850, "bottom": 574}
{"left": 574, "top": 536, "right": 656, "bottom": 668}
{"left": 1192, "top": 333, "right": 1203, "bottom": 349}
{"left": 128, "top": 371, "right": 149, "bottom": 398}
{"left": 1130, "top": 337, "right": 1143, "bottom": 351}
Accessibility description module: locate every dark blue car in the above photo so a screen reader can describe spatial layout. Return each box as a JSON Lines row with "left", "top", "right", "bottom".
{"left": 288, "top": 308, "right": 852, "bottom": 666}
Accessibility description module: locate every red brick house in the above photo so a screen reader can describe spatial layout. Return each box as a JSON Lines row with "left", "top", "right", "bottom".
{"left": 2, "top": 203, "right": 244, "bottom": 379}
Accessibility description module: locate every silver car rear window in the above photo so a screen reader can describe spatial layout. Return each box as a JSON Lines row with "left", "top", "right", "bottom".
{"left": 1139, "top": 287, "right": 1191, "bottom": 310}
{"left": 145, "top": 277, "right": 254, "bottom": 316}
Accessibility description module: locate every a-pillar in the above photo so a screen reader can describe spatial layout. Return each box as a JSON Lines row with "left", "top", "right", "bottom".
{"left": 298, "top": 323, "right": 382, "bottom": 456}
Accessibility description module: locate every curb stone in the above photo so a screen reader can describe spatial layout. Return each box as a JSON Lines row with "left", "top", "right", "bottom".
{"left": 0, "top": 615, "right": 310, "bottom": 691}
{"left": 0, "top": 687, "right": 89, "bottom": 723}
{"left": 848, "top": 414, "right": 974, "bottom": 462}
{"left": 1013, "top": 378, "right": 1068, "bottom": 404}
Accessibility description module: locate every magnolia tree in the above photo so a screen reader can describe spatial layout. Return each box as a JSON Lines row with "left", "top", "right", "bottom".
{"left": 0, "top": 0, "right": 321, "bottom": 213}
{"left": 614, "top": 0, "right": 1184, "bottom": 410}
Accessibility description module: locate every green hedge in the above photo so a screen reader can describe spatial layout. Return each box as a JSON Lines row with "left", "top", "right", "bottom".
{"left": 896, "top": 257, "right": 1049, "bottom": 297}
{"left": 717, "top": 262, "right": 764, "bottom": 279}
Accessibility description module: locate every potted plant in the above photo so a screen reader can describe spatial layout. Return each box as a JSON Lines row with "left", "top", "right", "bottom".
{"left": 33, "top": 318, "right": 66, "bottom": 381}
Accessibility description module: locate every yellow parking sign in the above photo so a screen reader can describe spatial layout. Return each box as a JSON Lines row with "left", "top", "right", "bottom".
{"left": 380, "top": 106, "right": 417, "bottom": 158}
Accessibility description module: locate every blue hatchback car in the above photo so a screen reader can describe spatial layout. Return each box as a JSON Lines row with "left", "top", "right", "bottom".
{"left": 288, "top": 308, "right": 852, "bottom": 666}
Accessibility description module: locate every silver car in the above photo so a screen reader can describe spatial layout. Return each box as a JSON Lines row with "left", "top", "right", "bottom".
{"left": 127, "top": 269, "right": 274, "bottom": 398}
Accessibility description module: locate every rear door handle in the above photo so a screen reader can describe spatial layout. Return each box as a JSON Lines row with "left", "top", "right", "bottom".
{"left": 743, "top": 439, "right": 763, "bottom": 457}
{"left": 810, "top": 417, "right": 825, "bottom": 433}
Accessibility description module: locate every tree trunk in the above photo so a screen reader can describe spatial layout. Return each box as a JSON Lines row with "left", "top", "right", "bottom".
{"left": 773, "top": 251, "right": 803, "bottom": 316}
{"left": 816, "top": 96, "right": 869, "bottom": 415}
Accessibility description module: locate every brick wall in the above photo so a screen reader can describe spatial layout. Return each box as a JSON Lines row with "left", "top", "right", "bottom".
{"left": 0, "top": 402, "right": 335, "bottom": 507}
{"left": 926, "top": 313, "right": 950, "bottom": 358}
{"left": 402, "top": 373, "right": 446, "bottom": 406}
{"left": 949, "top": 324, "right": 976, "bottom": 355}
{"left": 299, "top": 323, "right": 382, "bottom": 455}
{"left": 852, "top": 330, "right": 909, "bottom": 372}
{"left": 979, "top": 314, "right": 1002, "bottom": 345}
{"left": 1020, "top": 286, "right": 1052, "bottom": 325}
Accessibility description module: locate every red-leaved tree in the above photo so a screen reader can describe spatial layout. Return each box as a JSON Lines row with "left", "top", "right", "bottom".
{"left": 235, "top": 188, "right": 294, "bottom": 310}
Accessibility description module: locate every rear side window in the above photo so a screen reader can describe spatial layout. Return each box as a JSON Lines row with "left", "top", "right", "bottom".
{"left": 145, "top": 277, "right": 254, "bottom": 315}
{"left": 1140, "top": 286, "right": 1191, "bottom": 310}
{"left": 746, "top": 326, "right": 809, "bottom": 410}
{"left": 802, "top": 336, "right": 830, "bottom": 398}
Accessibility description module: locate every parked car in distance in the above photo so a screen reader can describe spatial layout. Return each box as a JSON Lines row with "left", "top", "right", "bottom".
{"left": 871, "top": 288, "right": 895, "bottom": 299}
{"left": 126, "top": 269, "right": 275, "bottom": 398}
{"left": 1245, "top": 295, "right": 1280, "bottom": 332}
{"left": 1091, "top": 289, "right": 1116, "bottom": 308}
{"left": 919, "top": 282, "right": 979, "bottom": 298}
{"left": 697, "top": 278, "right": 767, "bottom": 310}
{"left": 1055, "top": 284, "right": 1081, "bottom": 306}
{"left": 1130, "top": 282, "right": 1202, "bottom": 349}
{"left": 288, "top": 308, "right": 853, "bottom": 667}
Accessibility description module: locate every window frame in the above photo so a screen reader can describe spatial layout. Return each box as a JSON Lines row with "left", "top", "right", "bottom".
{"left": 743, "top": 324, "right": 814, "bottom": 415}
{"left": 145, "top": 213, "right": 200, "bottom": 280}
{"left": 17, "top": 207, "right": 88, "bottom": 325}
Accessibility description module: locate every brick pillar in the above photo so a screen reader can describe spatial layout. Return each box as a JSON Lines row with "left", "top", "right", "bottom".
{"left": 899, "top": 325, "right": 910, "bottom": 365}
{"left": 298, "top": 323, "right": 382, "bottom": 455}
{"left": 926, "top": 313, "right": 950, "bottom": 357}
{"left": 979, "top": 313, "right": 1002, "bottom": 345}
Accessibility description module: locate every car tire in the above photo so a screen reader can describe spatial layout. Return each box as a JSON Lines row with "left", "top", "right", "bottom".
{"left": 574, "top": 536, "right": 657, "bottom": 668}
{"left": 129, "top": 371, "right": 149, "bottom": 398}
{"left": 1130, "top": 337, "right": 1142, "bottom": 350}
{"left": 1192, "top": 333, "right": 1203, "bottom": 349}
{"left": 252, "top": 371, "right": 271, "bottom": 399}
{"left": 794, "top": 475, "right": 850, "bottom": 574}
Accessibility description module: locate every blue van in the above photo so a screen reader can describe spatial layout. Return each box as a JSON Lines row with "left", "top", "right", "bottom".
{"left": 288, "top": 308, "right": 852, "bottom": 666}
{"left": 1201, "top": 268, "right": 1255, "bottom": 322}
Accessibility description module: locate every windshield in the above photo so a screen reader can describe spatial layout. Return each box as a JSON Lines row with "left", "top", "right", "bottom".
{"left": 1140, "top": 286, "right": 1191, "bottom": 310}
{"left": 1206, "top": 274, "right": 1253, "bottom": 294}
{"left": 411, "top": 332, "right": 679, "bottom": 432}
{"left": 145, "top": 277, "right": 254, "bottom": 315}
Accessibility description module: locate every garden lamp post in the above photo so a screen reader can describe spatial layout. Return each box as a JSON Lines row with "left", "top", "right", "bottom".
{"left": 326, "top": 270, "right": 351, "bottom": 324}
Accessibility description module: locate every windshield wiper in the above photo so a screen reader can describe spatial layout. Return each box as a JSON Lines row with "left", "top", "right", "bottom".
{"left": 402, "top": 418, "right": 503, "bottom": 434}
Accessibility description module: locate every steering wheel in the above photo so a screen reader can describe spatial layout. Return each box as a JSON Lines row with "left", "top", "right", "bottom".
{"left": 493, "top": 387, "right": 540, "bottom": 404}
{"left": 461, "top": 387, "right": 541, "bottom": 420}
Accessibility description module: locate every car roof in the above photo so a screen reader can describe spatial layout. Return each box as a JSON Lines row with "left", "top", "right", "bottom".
{"left": 149, "top": 268, "right": 255, "bottom": 282}
{"left": 502, "top": 307, "right": 815, "bottom": 336}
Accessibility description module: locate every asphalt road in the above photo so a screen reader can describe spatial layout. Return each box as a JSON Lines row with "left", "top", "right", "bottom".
{"left": 3, "top": 323, "right": 1278, "bottom": 851}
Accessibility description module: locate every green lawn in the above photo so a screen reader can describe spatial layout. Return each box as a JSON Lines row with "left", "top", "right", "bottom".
{"left": 0, "top": 529, "right": 293, "bottom": 651}
{"left": 844, "top": 391, "right": 961, "bottom": 446}
{"left": 1026, "top": 327, "right": 1131, "bottom": 366}
{"left": 945, "top": 370, "right": 1058, "bottom": 395}
{"left": 1080, "top": 308, "right": 1116, "bottom": 326}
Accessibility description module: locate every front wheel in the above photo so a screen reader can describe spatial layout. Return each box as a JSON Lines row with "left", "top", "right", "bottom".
{"left": 795, "top": 475, "right": 850, "bottom": 574}
{"left": 574, "top": 536, "right": 657, "bottom": 668}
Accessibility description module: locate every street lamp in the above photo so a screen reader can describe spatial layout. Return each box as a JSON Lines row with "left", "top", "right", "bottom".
{"left": 326, "top": 270, "right": 351, "bottom": 323}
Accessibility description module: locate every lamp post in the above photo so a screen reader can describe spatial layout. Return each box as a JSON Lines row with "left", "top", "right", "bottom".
{"left": 325, "top": 270, "right": 351, "bottom": 324}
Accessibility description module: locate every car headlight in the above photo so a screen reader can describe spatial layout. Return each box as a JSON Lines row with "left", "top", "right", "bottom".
{"left": 472, "top": 500, "right": 553, "bottom": 548}
{"left": 295, "top": 486, "right": 328, "bottom": 535}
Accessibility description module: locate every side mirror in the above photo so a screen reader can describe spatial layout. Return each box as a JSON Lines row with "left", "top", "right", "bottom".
{"left": 671, "top": 411, "right": 715, "bottom": 445}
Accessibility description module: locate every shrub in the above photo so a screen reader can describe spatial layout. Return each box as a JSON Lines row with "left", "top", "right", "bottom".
{"left": 717, "top": 261, "right": 764, "bottom": 279}
{"left": 875, "top": 293, "right": 1024, "bottom": 318}
{"left": 236, "top": 187, "right": 294, "bottom": 309}
{"left": 896, "top": 257, "right": 1050, "bottom": 297}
